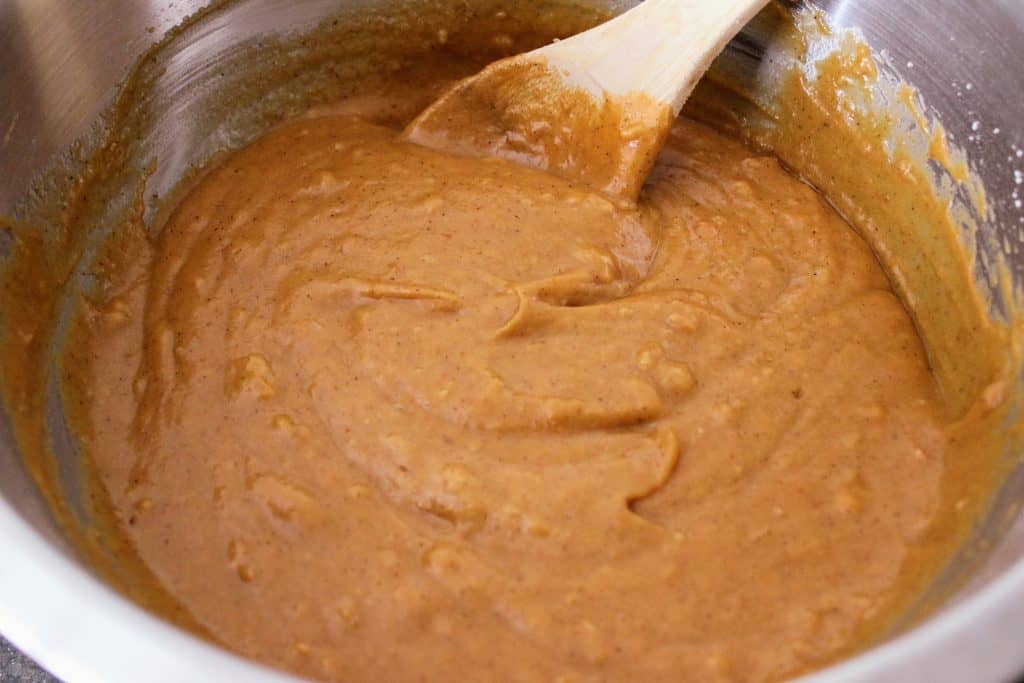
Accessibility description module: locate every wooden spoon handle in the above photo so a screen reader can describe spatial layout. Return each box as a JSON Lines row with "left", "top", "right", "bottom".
{"left": 535, "top": 0, "right": 770, "bottom": 112}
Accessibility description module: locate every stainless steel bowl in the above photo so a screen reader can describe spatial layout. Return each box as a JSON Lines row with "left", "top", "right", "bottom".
{"left": 1, "top": 1, "right": 1023, "bottom": 681}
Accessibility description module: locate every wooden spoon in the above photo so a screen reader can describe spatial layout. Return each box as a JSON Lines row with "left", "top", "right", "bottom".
{"left": 403, "top": 0, "right": 770, "bottom": 204}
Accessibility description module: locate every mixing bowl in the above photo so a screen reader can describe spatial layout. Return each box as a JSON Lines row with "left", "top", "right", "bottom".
{"left": 1, "top": 0, "right": 1023, "bottom": 681}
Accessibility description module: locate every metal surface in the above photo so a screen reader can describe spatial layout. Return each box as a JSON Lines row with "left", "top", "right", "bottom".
{"left": 0, "top": 634, "right": 59, "bottom": 683}
{"left": 0, "top": 0, "right": 1023, "bottom": 681}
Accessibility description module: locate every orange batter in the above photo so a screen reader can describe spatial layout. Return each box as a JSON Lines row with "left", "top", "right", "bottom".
{"left": 60, "top": 107, "right": 998, "bottom": 681}
{"left": 0, "top": 0, "right": 1016, "bottom": 680}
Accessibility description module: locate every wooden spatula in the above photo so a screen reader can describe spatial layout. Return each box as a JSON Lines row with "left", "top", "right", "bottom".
{"left": 404, "top": 0, "right": 770, "bottom": 204}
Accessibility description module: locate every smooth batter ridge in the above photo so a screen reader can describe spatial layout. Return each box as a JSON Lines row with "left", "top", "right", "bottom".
{"left": 60, "top": 111, "right": 991, "bottom": 682}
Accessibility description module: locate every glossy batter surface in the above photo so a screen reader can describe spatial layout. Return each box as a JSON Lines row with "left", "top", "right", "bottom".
{"left": 64, "top": 110, "right": 983, "bottom": 682}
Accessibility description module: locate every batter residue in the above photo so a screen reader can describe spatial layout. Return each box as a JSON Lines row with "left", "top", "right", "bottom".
{"left": 62, "top": 106, "right": 998, "bottom": 682}
{"left": 404, "top": 57, "right": 673, "bottom": 202}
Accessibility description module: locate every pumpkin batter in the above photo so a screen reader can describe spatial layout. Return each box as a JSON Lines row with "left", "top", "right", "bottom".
{"left": 0, "top": 1, "right": 1018, "bottom": 682}
{"left": 60, "top": 105, "right": 995, "bottom": 681}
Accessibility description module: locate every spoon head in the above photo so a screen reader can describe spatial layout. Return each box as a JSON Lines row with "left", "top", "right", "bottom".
{"left": 402, "top": 54, "right": 673, "bottom": 205}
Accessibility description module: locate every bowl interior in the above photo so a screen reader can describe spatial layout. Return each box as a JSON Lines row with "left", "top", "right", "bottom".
{"left": 1, "top": 0, "right": 1023, "bottom": 681}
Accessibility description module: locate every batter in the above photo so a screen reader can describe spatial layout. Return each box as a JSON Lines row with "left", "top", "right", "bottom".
{"left": 0, "top": 0, "right": 1016, "bottom": 681}
{"left": 61, "top": 106, "right": 1000, "bottom": 682}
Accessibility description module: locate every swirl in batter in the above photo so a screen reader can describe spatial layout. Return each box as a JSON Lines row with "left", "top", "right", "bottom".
{"left": 66, "top": 109, "right": 997, "bottom": 682}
